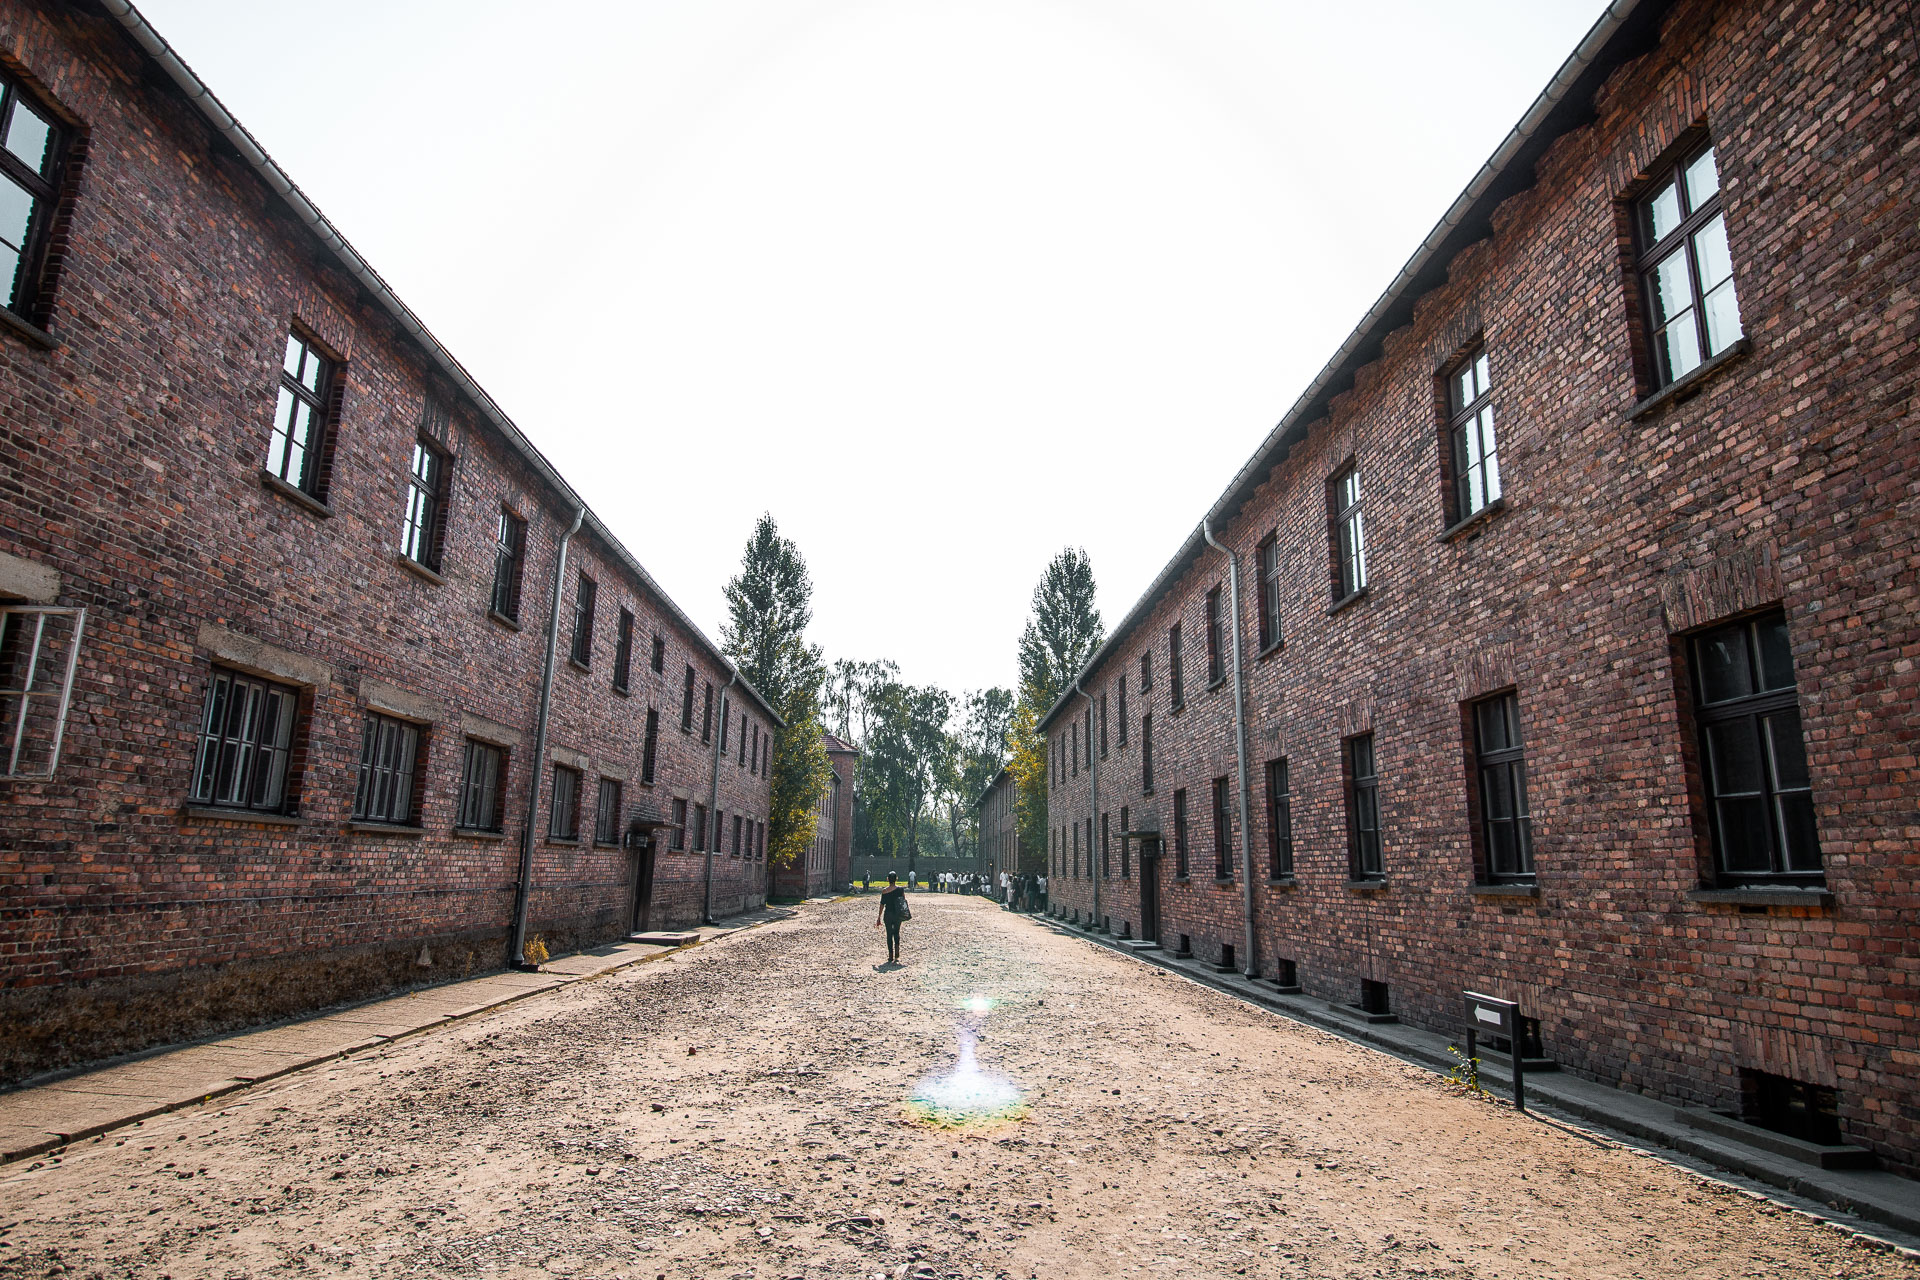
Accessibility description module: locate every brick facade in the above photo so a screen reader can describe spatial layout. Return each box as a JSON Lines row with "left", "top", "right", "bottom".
{"left": 976, "top": 767, "right": 1031, "bottom": 877}
{"left": 0, "top": 0, "right": 776, "bottom": 1083}
{"left": 1042, "top": 0, "right": 1920, "bottom": 1171}
{"left": 776, "top": 733, "right": 857, "bottom": 898}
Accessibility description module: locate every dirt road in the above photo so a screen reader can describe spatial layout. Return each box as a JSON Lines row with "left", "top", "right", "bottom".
{"left": 1, "top": 895, "right": 1910, "bottom": 1279}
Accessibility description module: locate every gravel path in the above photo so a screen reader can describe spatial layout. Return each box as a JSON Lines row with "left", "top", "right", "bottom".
{"left": 1, "top": 895, "right": 1911, "bottom": 1279}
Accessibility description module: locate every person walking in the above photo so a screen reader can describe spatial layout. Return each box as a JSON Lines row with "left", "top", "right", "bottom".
{"left": 875, "top": 872, "right": 910, "bottom": 964}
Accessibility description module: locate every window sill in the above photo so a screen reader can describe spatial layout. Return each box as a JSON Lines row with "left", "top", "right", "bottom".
{"left": 452, "top": 827, "right": 508, "bottom": 841}
{"left": 546, "top": 836, "right": 581, "bottom": 847}
{"left": 1469, "top": 881, "right": 1539, "bottom": 898}
{"left": 1345, "top": 878, "right": 1388, "bottom": 892}
{"left": 612, "top": 684, "right": 631, "bottom": 698}
{"left": 182, "top": 804, "right": 302, "bottom": 826}
{"left": 1439, "top": 497, "right": 1508, "bottom": 544}
{"left": 1140, "top": 787, "right": 1154, "bottom": 797}
{"left": 1206, "top": 676, "right": 1228, "bottom": 693}
{"left": 1256, "top": 638, "right": 1285, "bottom": 662}
{"left": 487, "top": 608, "right": 522, "bottom": 632}
{"left": 1211, "top": 876, "right": 1236, "bottom": 887}
{"left": 1266, "top": 875, "right": 1298, "bottom": 888}
{"left": 1687, "top": 886, "right": 1833, "bottom": 909}
{"left": 1169, "top": 701, "right": 1186, "bottom": 715}
{"left": 0, "top": 306, "right": 58, "bottom": 350}
{"left": 394, "top": 554, "right": 445, "bottom": 586}
{"left": 566, "top": 658, "right": 591, "bottom": 674}
{"left": 1327, "top": 586, "right": 1371, "bottom": 617}
{"left": 348, "top": 820, "right": 424, "bottom": 837}
{"left": 594, "top": 839, "right": 621, "bottom": 849}
{"left": 1627, "top": 337, "right": 1751, "bottom": 421}
{"left": 259, "top": 470, "right": 334, "bottom": 519}
{"left": 1171, "top": 875, "right": 1192, "bottom": 884}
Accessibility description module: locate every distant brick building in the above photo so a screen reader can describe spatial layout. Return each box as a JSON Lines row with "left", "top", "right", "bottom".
{"left": 1042, "top": 0, "right": 1920, "bottom": 1171}
{"left": 976, "top": 767, "right": 1029, "bottom": 877}
{"left": 0, "top": 0, "right": 778, "bottom": 1083}
{"left": 777, "top": 732, "right": 857, "bottom": 898}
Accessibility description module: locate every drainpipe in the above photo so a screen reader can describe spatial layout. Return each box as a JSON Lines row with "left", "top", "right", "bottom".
{"left": 703, "top": 668, "right": 738, "bottom": 924}
{"left": 1202, "top": 517, "right": 1257, "bottom": 978}
{"left": 509, "top": 505, "right": 585, "bottom": 971}
{"left": 1075, "top": 679, "right": 1099, "bottom": 931}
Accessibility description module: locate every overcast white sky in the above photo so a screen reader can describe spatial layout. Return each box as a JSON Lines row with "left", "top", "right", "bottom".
{"left": 141, "top": 0, "right": 1606, "bottom": 699}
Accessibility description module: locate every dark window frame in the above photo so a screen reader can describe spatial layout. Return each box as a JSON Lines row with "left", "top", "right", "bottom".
{"left": 1635, "top": 140, "right": 1742, "bottom": 391}
{"left": 399, "top": 435, "right": 450, "bottom": 572}
{"left": 266, "top": 329, "right": 338, "bottom": 499}
{"left": 490, "top": 509, "right": 527, "bottom": 622}
{"left": 1345, "top": 733, "right": 1382, "bottom": 880}
{"left": 1471, "top": 691, "right": 1535, "bottom": 882}
{"left": 549, "top": 764, "right": 581, "bottom": 841}
{"left": 1211, "top": 775, "right": 1232, "bottom": 880}
{"left": 641, "top": 708, "right": 659, "bottom": 784}
{"left": 670, "top": 797, "right": 687, "bottom": 849}
{"left": 190, "top": 666, "right": 301, "bottom": 815}
{"left": 650, "top": 633, "right": 666, "bottom": 674}
{"left": 569, "top": 573, "right": 597, "bottom": 668}
{"left": 595, "top": 776, "right": 623, "bottom": 846}
{"left": 1330, "top": 465, "right": 1368, "bottom": 601}
{"left": 1117, "top": 675, "right": 1128, "bottom": 747}
{"left": 681, "top": 665, "right": 697, "bottom": 730}
{"left": 1140, "top": 711, "right": 1154, "bottom": 793}
{"left": 1172, "top": 787, "right": 1189, "bottom": 878}
{"left": 1205, "top": 587, "right": 1226, "bottom": 686}
{"left": 700, "top": 681, "right": 713, "bottom": 743}
{"left": 1445, "top": 346, "right": 1501, "bottom": 523}
{"left": 353, "top": 711, "right": 424, "bottom": 826}
{"left": 1168, "top": 623, "right": 1185, "bottom": 710}
{"left": 1139, "top": 650, "right": 1152, "bottom": 693}
{"left": 0, "top": 72, "right": 71, "bottom": 323}
{"left": 1265, "top": 757, "right": 1293, "bottom": 878}
{"left": 1257, "top": 534, "right": 1282, "bottom": 652}
{"left": 612, "top": 608, "right": 635, "bottom": 693}
{"left": 457, "top": 738, "right": 507, "bottom": 832}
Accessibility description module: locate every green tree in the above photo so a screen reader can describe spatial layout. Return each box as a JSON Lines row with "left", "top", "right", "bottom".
{"left": 1009, "top": 548, "right": 1104, "bottom": 862}
{"left": 948, "top": 686, "right": 1013, "bottom": 859}
{"left": 720, "top": 514, "right": 832, "bottom": 868}
{"left": 862, "top": 679, "right": 954, "bottom": 874}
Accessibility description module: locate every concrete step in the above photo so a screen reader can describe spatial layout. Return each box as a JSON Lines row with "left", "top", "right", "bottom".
{"left": 1676, "top": 1107, "right": 1878, "bottom": 1170}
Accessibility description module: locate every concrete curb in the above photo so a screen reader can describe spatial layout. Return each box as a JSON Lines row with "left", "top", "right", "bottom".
{"left": 0, "top": 908, "right": 794, "bottom": 1166}
{"left": 1027, "top": 913, "right": 1920, "bottom": 1251}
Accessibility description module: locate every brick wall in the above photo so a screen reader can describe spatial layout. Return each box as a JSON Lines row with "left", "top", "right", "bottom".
{"left": 1044, "top": 0, "right": 1920, "bottom": 1170}
{"left": 0, "top": 0, "right": 775, "bottom": 1082}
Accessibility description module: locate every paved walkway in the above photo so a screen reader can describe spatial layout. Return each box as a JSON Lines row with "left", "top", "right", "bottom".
{"left": 0, "top": 906, "right": 797, "bottom": 1164}
{"left": 1029, "top": 909, "right": 1920, "bottom": 1247}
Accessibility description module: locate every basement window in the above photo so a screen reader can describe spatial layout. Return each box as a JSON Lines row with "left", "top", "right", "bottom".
{"left": 1359, "top": 979, "right": 1391, "bottom": 1017}
{"left": 1740, "top": 1069, "right": 1841, "bottom": 1147}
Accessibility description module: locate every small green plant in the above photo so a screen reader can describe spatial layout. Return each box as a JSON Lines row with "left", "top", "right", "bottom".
{"left": 1446, "top": 1043, "right": 1485, "bottom": 1096}
{"left": 522, "top": 935, "right": 550, "bottom": 966}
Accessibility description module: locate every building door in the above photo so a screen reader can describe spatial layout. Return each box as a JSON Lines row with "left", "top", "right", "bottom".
{"left": 631, "top": 842, "right": 656, "bottom": 933}
{"left": 1138, "top": 838, "right": 1161, "bottom": 943}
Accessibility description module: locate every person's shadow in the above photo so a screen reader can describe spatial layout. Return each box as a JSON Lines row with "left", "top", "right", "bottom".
{"left": 873, "top": 961, "right": 902, "bottom": 972}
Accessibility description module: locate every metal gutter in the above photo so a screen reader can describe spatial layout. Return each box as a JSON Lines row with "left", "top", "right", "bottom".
{"left": 95, "top": 0, "right": 781, "bottom": 732}
{"left": 1038, "top": 0, "right": 1667, "bottom": 732}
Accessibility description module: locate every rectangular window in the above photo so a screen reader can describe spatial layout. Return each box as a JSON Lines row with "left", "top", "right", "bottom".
{"left": 1172, "top": 787, "right": 1189, "bottom": 878}
{"left": 719, "top": 699, "right": 731, "bottom": 752}
{"left": 1139, "top": 650, "right": 1152, "bottom": 693}
{"left": 1257, "top": 535, "right": 1282, "bottom": 651}
{"left": 491, "top": 510, "right": 527, "bottom": 622}
{"left": 1099, "top": 694, "right": 1108, "bottom": 758}
{"left": 1265, "top": 758, "right": 1293, "bottom": 878}
{"left": 596, "top": 777, "right": 623, "bottom": 845}
{"left": 0, "top": 605, "right": 84, "bottom": 778}
{"left": 1345, "top": 733, "right": 1382, "bottom": 880}
{"left": 1331, "top": 467, "right": 1368, "bottom": 600}
{"left": 1448, "top": 348, "right": 1501, "bottom": 520}
{"left": 1168, "top": 624, "right": 1185, "bottom": 709}
{"left": 549, "top": 765, "right": 580, "bottom": 840}
{"left": 399, "top": 439, "right": 449, "bottom": 571}
{"left": 651, "top": 633, "right": 666, "bottom": 674}
{"left": 681, "top": 665, "right": 697, "bottom": 730}
{"left": 1472, "top": 692, "right": 1534, "bottom": 881}
{"left": 732, "top": 813, "right": 743, "bottom": 857}
{"left": 692, "top": 802, "right": 707, "bottom": 851}
{"left": 0, "top": 74, "right": 67, "bottom": 320}
{"left": 750, "top": 724, "right": 760, "bottom": 773}
{"left": 671, "top": 797, "right": 687, "bottom": 849}
{"left": 1084, "top": 708, "right": 1093, "bottom": 767}
{"left": 738, "top": 713, "right": 748, "bottom": 766}
{"left": 1691, "top": 611, "right": 1820, "bottom": 882}
{"left": 613, "top": 608, "right": 634, "bottom": 693}
{"left": 191, "top": 667, "right": 298, "bottom": 814}
{"left": 1101, "top": 812, "right": 1110, "bottom": 878}
{"left": 353, "top": 713, "right": 421, "bottom": 825}
{"left": 1205, "top": 587, "right": 1225, "bottom": 686}
{"left": 457, "top": 739, "right": 505, "bottom": 832}
{"left": 1638, "top": 142, "right": 1741, "bottom": 388}
{"left": 1071, "top": 722, "right": 1079, "bottom": 777}
{"left": 641, "top": 708, "right": 659, "bottom": 784}
{"left": 267, "top": 331, "right": 334, "bottom": 497}
{"left": 1211, "top": 775, "right": 1232, "bottom": 879}
{"left": 1141, "top": 712, "right": 1153, "bottom": 793}
{"left": 1117, "top": 675, "right": 1128, "bottom": 746}
{"left": 1119, "top": 805, "right": 1130, "bottom": 878}
{"left": 1072, "top": 819, "right": 1080, "bottom": 878}
{"left": 701, "top": 682, "right": 713, "bottom": 742}
{"left": 570, "top": 574, "right": 597, "bottom": 667}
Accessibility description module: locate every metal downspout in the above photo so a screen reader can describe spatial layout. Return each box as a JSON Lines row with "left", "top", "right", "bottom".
{"left": 703, "top": 669, "right": 738, "bottom": 924}
{"left": 509, "top": 506, "right": 585, "bottom": 970}
{"left": 1203, "top": 518, "right": 1257, "bottom": 978}
{"left": 1075, "top": 679, "right": 1098, "bottom": 930}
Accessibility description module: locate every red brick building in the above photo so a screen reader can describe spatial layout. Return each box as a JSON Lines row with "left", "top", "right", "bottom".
{"left": 0, "top": 0, "right": 780, "bottom": 1083}
{"left": 776, "top": 731, "right": 857, "bottom": 898}
{"left": 1041, "top": 0, "right": 1920, "bottom": 1171}
{"left": 976, "top": 766, "right": 1030, "bottom": 878}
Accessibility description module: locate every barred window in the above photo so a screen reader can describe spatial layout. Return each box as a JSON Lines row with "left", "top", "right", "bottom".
{"left": 732, "top": 813, "right": 743, "bottom": 857}
{"left": 1141, "top": 712, "right": 1153, "bottom": 793}
{"left": 641, "top": 708, "right": 659, "bottom": 784}
{"left": 1205, "top": 587, "right": 1225, "bottom": 686}
{"left": 399, "top": 439, "right": 449, "bottom": 570}
{"left": 1257, "top": 535, "right": 1282, "bottom": 651}
{"left": 671, "top": 797, "right": 688, "bottom": 850}
{"left": 1448, "top": 348, "right": 1501, "bottom": 520}
{"left": 1211, "top": 775, "right": 1232, "bottom": 879}
{"left": 1265, "top": 758, "right": 1293, "bottom": 878}
{"left": 1345, "top": 733, "right": 1382, "bottom": 880}
{"left": 353, "top": 713, "right": 421, "bottom": 826}
{"left": 570, "top": 574, "right": 597, "bottom": 667}
{"left": 701, "top": 682, "right": 713, "bottom": 743}
{"left": 681, "top": 665, "right": 697, "bottom": 730}
{"left": 1117, "top": 675, "right": 1128, "bottom": 747}
{"left": 1472, "top": 693, "right": 1533, "bottom": 881}
{"left": 1168, "top": 624, "right": 1184, "bottom": 709}
{"left": 191, "top": 668, "right": 298, "bottom": 814}
{"left": 692, "top": 802, "right": 707, "bottom": 851}
{"left": 596, "top": 777, "right": 623, "bottom": 845}
{"left": 0, "top": 72, "right": 64, "bottom": 319}
{"left": 549, "top": 765, "right": 580, "bottom": 841}
{"left": 1172, "top": 787, "right": 1189, "bottom": 878}
{"left": 613, "top": 608, "right": 634, "bottom": 693}
{"left": 491, "top": 510, "right": 526, "bottom": 622}
{"left": 1638, "top": 142, "right": 1742, "bottom": 388}
{"left": 457, "top": 739, "right": 506, "bottom": 832}
{"left": 267, "top": 332, "right": 334, "bottom": 498}
{"left": 1139, "top": 650, "right": 1152, "bottom": 693}
{"left": 651, "top": 634, "right": 665, "bottom": 674}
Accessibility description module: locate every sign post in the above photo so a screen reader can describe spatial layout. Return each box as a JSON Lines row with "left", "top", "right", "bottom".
{"left": 1463, "top": 991, "right": 1524, "bottom": 1113}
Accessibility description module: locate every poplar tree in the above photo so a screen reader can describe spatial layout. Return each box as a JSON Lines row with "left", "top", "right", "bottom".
{"left": 1008, "top": 548, "right": 1104, "bottom": 866}
{"left": 721, "top": 514, "right": 833, "bottom": 868}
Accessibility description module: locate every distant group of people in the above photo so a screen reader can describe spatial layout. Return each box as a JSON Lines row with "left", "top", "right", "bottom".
{"left": 1004, "top": 872, "right": 1046, "bottom": 913}
{"left": 872, "top": 867, "right": 1051, "bottom": 966}
{"left": 935, "top": 872, "right": 989, "bottom": 895}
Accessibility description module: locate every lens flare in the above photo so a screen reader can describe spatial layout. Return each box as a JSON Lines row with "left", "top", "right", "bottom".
{"left": 964, "top": 995, "right": 993, "bottom": 1014}
{"left": 906, "top": 1028, "right": 1026, "bottom": 1128}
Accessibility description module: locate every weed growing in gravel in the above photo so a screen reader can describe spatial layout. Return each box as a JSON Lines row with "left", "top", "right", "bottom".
{"left": 522, "top": 935, "right": 550, "bottom": 966}
{"left": 1445, "top": 1044, "right": 1486, "bottom": 1097}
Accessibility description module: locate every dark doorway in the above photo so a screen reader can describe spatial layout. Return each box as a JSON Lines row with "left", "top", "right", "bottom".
{"left": 631, "top": 842, "right": 657, "bottom": 934}
{"left": 1138, "top": 839, "right": 1161, "bottom": 944}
